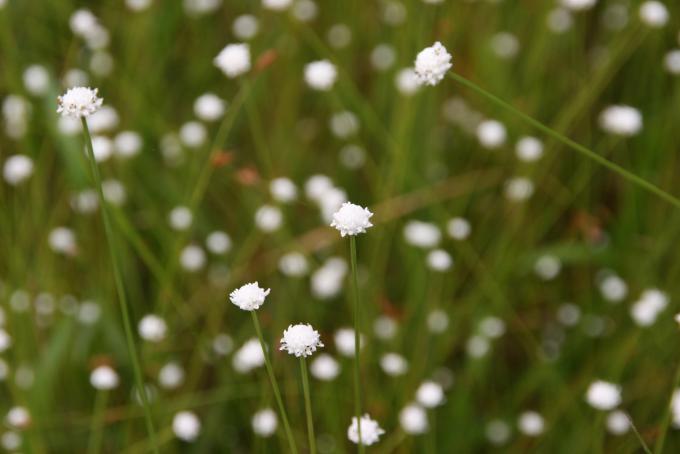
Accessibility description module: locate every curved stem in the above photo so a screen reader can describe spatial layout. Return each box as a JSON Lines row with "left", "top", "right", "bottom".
{"left": 300, "top": 358, "right": 316, "bottom": 454}
{"left": 251, "top": 312, "right": 298, "bottom": 454}
{"left": 448, "top": 72, "right": 680, "bottom": 210}
{"left": 349, "top": 236, "right": 365, "bottom": 453}
{"left": 81, "top": 118, "right": 158, "bottom": 453}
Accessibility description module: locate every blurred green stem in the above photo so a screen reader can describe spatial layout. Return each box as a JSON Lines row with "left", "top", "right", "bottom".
{"left": 448, "top": 72, "right": 680, "bottom": 210}
{"left": 349, "top": 236, "right": 365, "bottom": 453}
{"left": 300, "top": 358, "right": 316, "bottom": 454}
{"left": 81, "top": 118, "right": 159, "bottom": 454}
{"left": 250, "top": 311, "right": 298, "bottom": 454}
{"left": 653, "top": 359, "right": 680, "bottom": 454}
{"left": 87, "top": 390, "right": 109, "bottom": 454}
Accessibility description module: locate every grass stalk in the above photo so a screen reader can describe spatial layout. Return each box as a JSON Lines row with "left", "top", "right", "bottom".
{"left": 250, "top": 311, "right": 298, "bottom": 454}
{"left": 300, "top": 357, "right": 316, "bottom": 454}
{"left": 87, "top": 390, "right": 109, "bottom": 454}
{"left": 349, "top": 236, "right": 365, "bottom": 453}
{"left": 448, "top": 72, "right": 680, "bottom": 210}
{"left": 81, "top": 118, "right": 159, "bottom": 453}
{"left": 653, "top": 359, "right": 680, "bottom": 454}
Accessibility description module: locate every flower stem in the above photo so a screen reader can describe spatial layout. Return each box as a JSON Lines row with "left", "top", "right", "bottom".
{"left": 653, "top": 359, "right": 680, "bottom": 454}
{"left": 447, "top": 72, "right": 680, "bottom": 210}
{"left": 250, "top": 311, "right": 298, "bottom": 454}
{"left": 300, "top": 357, "right": 317, "bottom": 454}
{"left": 349, "top": 236, "right": 364, "bottom": 453}
{"left": 87, "top": 390, "right": 109, "bottom": 454}
{"left": 80, "top": 118, "right": 159, "bottom": 454}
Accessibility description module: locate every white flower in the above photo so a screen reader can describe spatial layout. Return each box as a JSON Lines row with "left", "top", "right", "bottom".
{"left": 138, "top": 314, "right": 167, "bottom": 342}
{"left": 606, "top": 410, "right": 630, "bottom": 435}
{"left": 179, "top": 244, "right": 206, "bottom": 272}
{"left": 534, "top": 255, "right": 561, "bottom": 280}
{"left": 504, "top": 177, "right": 534, "bottom": 202}
{"left": 179, "top": 121, "right": 207, "bottom": 148}
{"left": 158, "top": 362, "right": 185, "bottom": 389}
{"left": 599, "top": 273, "right": 628, "bottom": 302}
{"left": 114, "top": 131, "right": 142, "bottom": 158}
{"left": 477, "top": 119, "right": 507, "bottom": 149}
{"left": 57, "top": 87, "right": 103, "bottom": 118}
{"left": 639, "top": 1, "right": 668, "bottom": 28}
{"left": 6, "top": 406, "right": 30, "bottom": 429}
{"left": 348, "top": 414, "right": 385, "bottom": 446}
{"left": 517, "top": 411, "right": 544, "bottom": 436}
{"left": 515, "top": 136, "right": 544, "bottom": 162}
{"left": 447, "top": 217, "right": 471, "bottom": 240}
{"left": 330, "top": 202, "right": 373, "bottom": 237}
{"left": 664, "top": 49, "right": 680, "bottom": 75}
{"left": 173, "top": 411, "right": 201, "bottom": 442}
{"left": 426, "top": 249, "right": 453, "bottom": 272}
{"left": 262, "top": 0, "right": 292, "bottom": 11}
{"left": 310, "top": 353, "right": 340, "bottom": 381}
{"left": 399, "top": 404, "right": 428, "bottom": 435}
{"left": 395, "top": 68, "right": 421, "bottom": 95}
{"left": 3, "top": 155, "right": 34, "bottom": 186}
{"left": 229, "top": 282, "right": 270, "bottom": 311}
{"left": 280, "top": 323, "right": 324, "bottom": 357}
{"left": 278, "top": 252, "right": 309, "bottom": 277}
{"left": 214, "top": 43, "right": 251, "bottom": 78}
{"left": 270, "top": 177, "right": 298, "bottom": 203}
{"left": 255, "top": 204, "right": 283, "bottom": 232}
{"left": 23, "top": 65, "right": 50, "bottom": 96}
{"left": 599, "top": 105, "right": 642, "bottom": 137}
{"left": 252, "top": 408, "right": 278, "bottom": 437}
{"left": 416, "top": 381, "right": 445, "bottom": 408}
{"left": 233, "top": 15, "right": 259, "bottom": 40}
{"left": 304, "top": 60, "right": 338, "bottom": 91}
{"left": 206, "top": 231, "right": 231, "bottom": 254}
{"left": 403, "top": 220, "right": 441, "bottom": 248}
{"left": 168, "top": 206, "right": 193, "bottom": 231}
{"left": 560, "top": 0, "right": 597, "bottom": 11}
{"left": 334, "top": 328, "right": 363, "bottom": 357}
{"left": 232, "top": 338, "right": 265, "bottom": 373}
{"left": 311, "top": 257, "right": 347, "bottom": 299}
{"left": 586, "top": 380, "right": 622, "bottom": 410}
{"left": 380, "top": 352, "right": 408, "bottom": 376}
{"left": 414, "top": 41, "right": 452, "bottom": 86}
{"left": 90, "top": 365, "right": 119, "bottom": 390}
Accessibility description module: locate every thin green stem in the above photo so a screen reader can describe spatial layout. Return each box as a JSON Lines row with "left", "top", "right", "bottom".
{"left": 448, "top": 72, "right": 680, "bottom": 210}
{"left": 87, "top": 390, "right": 109, "bottom": 454}
{"left": 349, "top": 236, "right": 364, "bottom": 453}
{"left": 81, "top": 118, "right": 158, "bottom": 454}
{"left": 250, "top": 311, "right": 298, "bottom": 454}
{"left": 300, "top": 358, "right": 316, "bottom": 454}
{"left": 625, "top": 413, "right": 652, "bottom": 454}
{"left": 653, "top": 359, "right": 680, "bottom": 454}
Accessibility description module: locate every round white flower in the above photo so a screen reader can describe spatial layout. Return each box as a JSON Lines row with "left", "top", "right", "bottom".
{"left": 252, "top": 408, "right": 277, "bottom": 437}
{"left": 3, "top": 154, "right": 34, "bottom": 186}
{"left": 233, "top": 338, "right": 265, "bottom": 373}
{"left": 114, "top": 131, "right": 142, "bottom": 158}
{"left": 414, "top": 41, "right": 452, "bottom": 86}
{"left": 278, "top": 252, "right": 309, "bottom": 277}
{"left": 229, "top": 282, "right": 270, "bottom": 311}
{"left": 334, "top": 328, "right": 363, "bottom": 357}
{"left": 477, "top": 119, "right": 507, "bottom": 149}
{"left": 90, "top": 365, "right": 119, "bottom": 390}
{"left": 395, "top": 68, "right": 421, "bottom": 96}
{"left": 179, "top": 244, "right": 206, "bottom": 272}
{"left": 403, "top": 220, "right": 441, "bottom": 248}
{"left": 280, "top": 323, "right": 324, "bottom": 357}
{"left": 586, "top": 380, "right": 621, "bottom": 410}
{"left": 416, "top": 381, "right": 444, "bottom": 408}
{"left": 262, "top": 0, "right": 291, "bottom": 11}
{"left": 6, "top": 406, "right": 30, "bottom": 429}
{"left": 560, "top": 0, "right": 597, "bottom": 11}
{"left": 179, "top": 121, "right": 207, "bottom": 148}
{"left": 518, "top": 411, "right": 544, "bottom": 436}
{"left": 23, "top": 65, "right": 50, "bottom": 96}
{"left": 347, "top": 414, "right": 385, "bottom": 446}
{"left": 206, "top": 231, "right": 231, "bottom": 254}
{"left": 380, "top": 352, "right": 408, "bottom": 376}
{"left": 138, "top": 314, "right": 167, "bottom": 343}
{"left": 158, "top": 362, "right": 185, "bottom": 389}
{"left": 304, "top": 60, "right": 338, "bottom": 91}
{"left": 57, "top": 87, "right": 103, "bottom": 118}
{"left": 486, "top": 419, "right": 512, "bottom": 445}
{"left": 255, "top": 204, "right": 283, "bottom": 232}
{"left": 330, "top": 202, "right": 374, "bottom": 237}
{"left": 173, "top": 411, "right": 201, "bottom": 442}
{"left": 664, "top": 49, "right": 680, "bottom": 75}
{"left": 233, "top": 15, "right": 259, "bottom": 40}
{"left": 214, "top": 43, "right": 251, "bottom": 78}
{"left": 446, "top": 217, "right": 471, "bottom": 240}
{"left": 599, "top": 105, "right": 642, "bottom": 137}
{"left": 310, "top": 353, "right": 340, "bottom": 381}
{"left": 515, "top": 136, "right": 544, "bottom": 162}
{"left": 168, "top": 206, "right": 193, "bottom": 231}
{"left": 270, "top": 177, "right": 298, "bottom": 203}
{"left": 639, "top": 1, "right": 668, "bottom": 28}
{"left": 534, "top": 255, "right": 561, "bottom": 280}
{"left": 400, "top": 404, "right": 428, "bottom": 435}
{"left": 194, "top": 93, "right": 225, "bottom": 122}
{"left": 606, "top": 410, "right": 630, "bottom": 435}
{"left": 504, "top": 177, "right": 534, "bottom": 201}
{"left": 426, "top": 249, "right": 453, "bottom": 271}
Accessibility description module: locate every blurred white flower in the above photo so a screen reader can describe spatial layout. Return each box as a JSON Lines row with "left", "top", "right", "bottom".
{"left": 373, "top": 315, "right": 398, "bottom": 340}
{"left": 639, "top": 1, "right": 668, "bottom": 28}
{"left": 179, "top": 121, "right": 207, "bottom": 148}
{"left": 179, "top": 244, "right": 206, "bottom": 272}
{"left": 517, "top": 411, "right": 544, "bottom": 436}
{"left": 395, "top": 68, "right": 421, "bottom": 96}
{"left": 599, "top": 274, "right": 628, "bottom": 303}
{"left": 233, "top": 338, "right": 265, "bottom": 373}
{"left": 477, "top": 119, "right": 507, "bottom": 149}
{"left": 255, "top": 204, "right": 283, "bottom": 232}
{"left": 252, "top": 408, "right": 278, "bottom": 437}
{"left": 414, "top": 41, "right": 452, "bottom": 86}
{"left": 292, "top": 0, "right": 317, "bottom": 21}
{"left": 194, "top": 93, "right": 225, "bottom": 121}
{"left": 126, "top": 0, "right": 153, "bottom": 11}
{"left": 233, "top": 15, "right": 259, "bottom": 40}
{"left": 184, "top": 0, "right": 222, "bottom": 15}
{"left": 491, "top": 32, "right": 520, "bottom": 60}
{"left": 6, "top": 406, "right": 30, "bottom": 429}
{"left": 138, "top": 314, "right": 167, "bottom": 343}
{"left": 334, "top": 328, "right": 363, "bottom": 357}
{"left": 114, "top": 131, "right": 143, "bottom": 158}
{"left": 310, "top": 353, "right": 340, "bottom": 381}
{"left": 329, "top": 111, "right": 359, "bottom": 138}
{"left": 486, "top": 419, "right": 512, "bottom": 445}
{"left": 400, "top": 404, "right": 428, "bottom": 435}
{"left": 23, "top": 65, "right": 50, "bottom": 96}
{"left": 230, "top": 282, "right": 270, "bottom": 311}
{"left": 427, "top": 310, "right": 449, "bottom": 333}
{"left": 206, "top": 231, "right": 231, "bottom": 254}
{"left": 311, "top": 257, "right": 347, "bottom": 299}
{"left": 515, "top": 136, "right": 544, "bottom": 162}
{"left": 380, "top": 352, "right": 408, "bottom": 376}
{"left": 534, "top": 255, "right": 561, "bottom": 281}
{"left": 91, "top": 135, "right": 113, "bottom": 162}
{"left": 158, "top": 362, "right": 185, "bottom": 389}
{"left": 330, "top": 202, "right": 373, "bottom": 237}
{"left": 466, "top": 335, "right": 490, "bottom": 358}
{"left": 49, "top": 227, "right": 77, "bottom": 256}
{"left": 168, "top": 206, "right": 193, "bottom": 231}
{"left": 87, "top": 106, "right": 119, "bottom": 133}
{"left": 426, "top": 249, "right": 453, "bottom": 272}
{"left": 479, "top": 316, "right": 506, "bottom": 339}
{"left": 416, "top": 381, "right": 445, "bottom": 408}
{"left": 586, "top": 380, "right": 621, "bottom": 411}
{"left": 90, "top": 365, "right": 119, "bottom": 390}
{"left": 664, "top": 50, "right": 680, "bottom": 75}
{"left": 3, "top": 155, "right": 34, "bottom": 186}
{"left": 263, "top": 0, "right": 292, "bottom": 11}
{"left": 212, "top": 333, "right": 234, "bottom": 356}
{"left": 173, "top": 411, "right": 201, "bottom": 442}
{"left": 606, "top": 410, "right": 630, "bottom": 435}
{"left": 278, "top": 252, "right": 309, "bottom": 277}
{"left": 403, "top": 220, "right": 441, "bottom": 248}
{"left": 270, "top": 177, "right": 298, "bottom": 203}
{"left": 280, "top": 323, "right": 323, "bottom": 357}
{"left": 305, "top": 60, "right": 338, "bottom": 91}
{"left": 599, "top": 105, "right": 642, "bottom": 137}
{"left": 371, "top": 44, "right": 396, "bottom": 71}
{"left": 57, "top": 87, "right": 103, "bottom": 118}
{"left": 347, "top": 414, "right": 385, "bottom": 446}
{"left": 447, "top": 217, "right": 471, "bottom": 240}
{"left": 327, "top": 24, "right": 351, "bottom": 49}
{"left": 560, "top": 0, "right": 596, "bottom": 11}
{"left": 214, "top": 43, "right": 250, "bottom": 78}
{"left": 504, "top": 177, "right": 534, "bottom": 202}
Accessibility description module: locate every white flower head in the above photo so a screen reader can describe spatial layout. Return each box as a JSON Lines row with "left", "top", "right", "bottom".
{"left": 416, "top": 380, "right": 445, "bottom": 408}
{"left": 229, "top": 282, "right": 270, "bottom": 311}
{"left": 280, "top": 323, "right": 324, "bottom": 357}
{"left": 347, "top": 414, "right": 385, "bottom": 446}
{"left": 214, "top": 43, "right": 251, "bottom": 78}
{"left": 330, "top": 202, "right": 373, "bottom": 237}
{"left": 252, "top": 408, "right": 278, "bottom": 437}
{"left": 57, "top": 87, "right": 103, "bottom": 118}
{"left": 304, "top": 60, "right": 338, "bottom": 91}
{"left": 586, "top": 380, "right": 622, "bottom": 411}
{"left": 400, "top": 404, "right": 428, "bottom": 435}
{"left": 90, "top": 365, "right": 119, "bottom": 390}
{"left": 599, "top": 105, "right": 642, "bottom": 137}
{"left": 414, "top": 41, "right": 452, "bottom": 86}
{"left": 173, "top": 411, "right": 201, "bottom": 442}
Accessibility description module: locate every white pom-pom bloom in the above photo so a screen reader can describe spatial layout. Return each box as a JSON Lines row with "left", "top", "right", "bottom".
{"left": 172, "top": 411, "right": 201, "bottom": 442}
{"left": 416, "top": 381, "right": 445, "bottom": 408}
{"left": 280, "top": 323, "right": 324, "bottom": 357}
{"left": 515, "top": 136, "right": 544, "bottom": 162}
{"left": 517, "top": 411, "right": 544, "bottom": 436}
{"left": 3, "top": 155, "right": 34, "bottom": 186}
{"left": 310, "top": 353, "right": 340, "bottom": 381}
{"left": 229, "top": 282, "right": 270, "bottom": 311}
{"left": 664, "top": 50, "right": 680, "bottom": 75}
{"left": 262, "top": 0, "right": 292, "bottom": 11}
{"left": 477, "top": 119, "right": 507, "bottom": 149}
{"left": 194, "top": 93, "right": 226, "bottom": 121}
{"left": 168, "top": 206, "right": 193, "bottom": 231}
{"left": 6, "top": 406, "right": 30, "bottom": 429}
{"left": 586, "top": 380, "right": 622, "bottom": 411}
{"left": 607, "top": 410, "right": 631, "bottom": 435}
{"left": 447, "top": 217, "right": 471, "bottom": 240}
{"left": 334, "top": 328, "right": 364, "bottom": 357}
{"left": 270, "top": 177, "right": 298, "bottom": 203}
{"left": 57, "top": 87, "right": 103, "bottom": 118}
{"left": 403, "top": 220, "right": 441, "bottom": 248}
{"left": 90, "top": 365, "right": 119, "bottom": 390}
{"left": 639, "top": 1, "right": 668, "bottom": 28}
{"left": 560, "top": 0, "right": 597, "bottom": 11}
{"left": 252, "top": 408, "right": 278, "bottom": 437}
{"left": 414, "top": 41, "right": 452, "bottom": 86}
{"left": 599, "top": 105, "right": 642, "bottom": 137}
{"left": 330, "top": 202, "right": 373, "bottom": 237}
{"left": 214, "top": 43, "right": 251, "bottom": 78}
{"left": 400, "top": 404, "right": 428, "bottom": 435}
{"left": 304, "top": 60, "right": 338, "bottom": 91}
{"left": 138, "top": 314, "right": 167, "bottom": 343}
{"left": 348, "top": 414, "right": 385, "bottom": 446}
{"left": 380, "top": 352, "right": 408, "bottom": 376}
{"left": 233, "top": 338, "right": 265, "bottom": 373}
